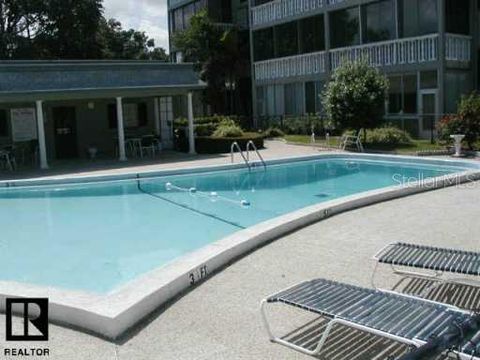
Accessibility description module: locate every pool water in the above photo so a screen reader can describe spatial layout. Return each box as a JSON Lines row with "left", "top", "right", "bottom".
{"left": 0, "top": 157, "right": 473, "bottom": 293}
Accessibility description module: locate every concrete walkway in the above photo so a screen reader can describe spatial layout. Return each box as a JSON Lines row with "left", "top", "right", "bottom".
{"left": 0, "top": 140, "right": 320, "bottom": 181}
{"left": 1, "top": 180, "right": 479, "bottom": 359}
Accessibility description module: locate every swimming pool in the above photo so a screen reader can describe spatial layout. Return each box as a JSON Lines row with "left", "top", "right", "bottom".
{"left": 0, "top": 153, "right": 479, "bottom": 338}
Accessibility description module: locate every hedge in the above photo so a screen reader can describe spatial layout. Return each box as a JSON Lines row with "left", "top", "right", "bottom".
{"left": 195, "top": 133, "right": 264, "bottom": 154}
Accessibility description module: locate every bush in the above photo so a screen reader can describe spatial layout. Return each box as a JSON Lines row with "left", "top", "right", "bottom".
{"left": 258, "top": 115, "right": 337, "bottom": 136}
{"left": 195, "top": 123, "right": 217, "bottom": 137}
{"left": 263, "top": 127, "right": 285, "bottom": 138}
{"left": 323, "top": 61, "right": 389, "bottom": 132}
{"left": 212, "top": 119, "right": 244, "bottom": 138}
{"left": 437, "top": 93, "right": 480, "bottom": 149}
{"left": 366, "top": 127, "right": 413, "bottom": 146}
{"left": 196, "top": 133, "right": 264, "bottom": 154}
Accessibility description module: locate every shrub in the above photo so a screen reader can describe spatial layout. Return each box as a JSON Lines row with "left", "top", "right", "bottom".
{"left": 212, "top": 119, "right": 244, "bottom": 138}
{"left": 366, "top": 127, "right": 413, "bottom": 146}
{"left": 437, "top": 93, "right": 480, "bottom": 149}
{"left": 323, "top": 61, "right": 389, "bottom": 132}
{"left": 195, "top": 123, "right": 217, "bottom": 136}
{"left": 263, "top": 127, "right": 285, "bottom": 138}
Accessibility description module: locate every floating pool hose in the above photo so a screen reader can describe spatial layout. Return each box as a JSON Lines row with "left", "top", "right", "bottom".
{"left": 165, "top": 182, "right": 251, "bottom": 208}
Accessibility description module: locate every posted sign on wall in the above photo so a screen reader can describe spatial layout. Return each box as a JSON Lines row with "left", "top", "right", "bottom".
{"left": 11, "top": 108, "right": 38, "bottom": 142}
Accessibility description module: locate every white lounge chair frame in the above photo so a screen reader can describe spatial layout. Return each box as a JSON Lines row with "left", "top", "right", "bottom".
{"left": 261, "top": 278, "right": 478, "bottom": 359}
{"left": 372, "top": 243, "right": 480, "bottom": 300}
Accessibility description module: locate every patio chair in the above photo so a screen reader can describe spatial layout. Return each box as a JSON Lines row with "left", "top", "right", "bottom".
{"left": 371, "top": 243, "right": 480, "bottom": 301}
{"left": 339, "top": 129, "right": 364, "bottom": 152}
{"left": 140, "top": 135, "right": 159, "bottom": 158}
{"left": 0, "top": 145, "right": 16, "bottom": 171}
{"left": 261, "top": 278, "right": 480, "bottom": 359}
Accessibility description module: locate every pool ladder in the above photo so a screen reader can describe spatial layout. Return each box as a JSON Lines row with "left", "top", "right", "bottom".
{"left": 231, "top": 141, "right": 267, "bottom": 171}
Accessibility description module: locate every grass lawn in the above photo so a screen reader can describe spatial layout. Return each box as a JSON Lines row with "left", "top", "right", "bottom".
{"left": 284, "top": 135, "right": 446, "bottom": 154}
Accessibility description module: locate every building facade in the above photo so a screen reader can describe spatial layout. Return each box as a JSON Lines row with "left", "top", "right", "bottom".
{"left": 250, "top": 0, "right": 476, "bottom": 138}
{"left": 0, "top": 61, "right": 204, "bottom": 169}
{"left": 169, "top": 0, "right": 477, "bottom": 139}
{"left": 167, "top": 0, "right": 253, "bottom": 116}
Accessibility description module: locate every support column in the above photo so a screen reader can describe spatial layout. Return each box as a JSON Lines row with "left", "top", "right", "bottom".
{"left": 35, "top": 100, "right": 49, "bottom": 170}
{"left": 116, "top": 97, "right": 127, "bottom": 161}
{"left": 438, "top": 0, "right": 446, "bottom": 116}
{"left": 153, "top": 97, "right": 161, "bottom": 136}
{"left": 187, "top": 92, "right": 196, "bottom": 155}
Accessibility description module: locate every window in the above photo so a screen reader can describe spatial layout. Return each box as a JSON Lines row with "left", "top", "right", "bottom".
{"left": 275, "top": 21, "right": 298, "bottom": 57}
{"left": 445, "top": 71, "right": 473, "bottom": 113}
{"left": 194, "top": 0, "right": 207, "bottom": 12}
{"left": 386, "top": 74, "right": 417, "bottom": 114}
{"left": 0, "top": 109, "right": 7, "bottom": 137}
{"left": 399, "top": 0, "right": 437, "bottom": 38}
{"left": 330, "top": 7, "right": 360, "bottom": 48}
{"left": 108, "top": 103, "right": 148, "bottom": 129}
{"left": 446, "top": 0, "right": 470, "bottom": 35}
{"left": 208, "top": 0, "right": 232, "bottom": 23}
{"left": 361, "top": 0, "right": 395, "bottom": 43}
{"left": 420, "top": 70, "right": 437, "bottom": 89}
{"left": 299, "top": 15, "right": 325, "bottom": 54}
{"left": 173, "top": 8, "right": 184, "bottom": 32}
{"left": 253, "top": 28, "right": 274, "bottom": 61}
{"left": 171, "top": 0, "right": 207, "bottom": 33}
{"left": 388, "top": 76, "right": 402, "bottom": 114}
{"left": 284, "top": 83, "right": 304, "bottom": 115}
{"left": 404, "top": 75, "right": 417, "bottom": 114}
{"left": 305, "top": 81, "right": 325, "bottom": 114}
{"left": 256, "top": 86, "right": 266, "bottom": 117}
{"left": 183, "top": 3, "right": 195, "bottom": 28}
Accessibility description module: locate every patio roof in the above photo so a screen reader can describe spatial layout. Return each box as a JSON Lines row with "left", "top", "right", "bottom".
{"left": 0, "top": 60, "right": 206, "bottom": 102}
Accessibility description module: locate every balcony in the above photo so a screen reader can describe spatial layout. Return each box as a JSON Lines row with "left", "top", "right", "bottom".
{"left": 254, "top": 51, "right": 327, "bottom": 81}
{"left": 254, "top": 34, "right": 472, "bottom": 82}
{"left": 445, "top": 34, "right": 471, "bottom": 62}
{"left": 330, "top": 34, "right": 439, "bottom": 70}
{"left": 251, "top": 0, "right": 345, "bottom": 28}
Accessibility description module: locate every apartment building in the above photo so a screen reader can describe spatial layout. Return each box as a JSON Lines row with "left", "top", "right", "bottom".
{"left": 169, "top": 0, "right": 476, "bottom": 138}
{"left": 168, "top": 0, "right": 252, "bottom": 115}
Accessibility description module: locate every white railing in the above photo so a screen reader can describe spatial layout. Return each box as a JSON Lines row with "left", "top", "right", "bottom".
{"left": 254, "top": 51, "right": 327, "bottom": 81}
{"left": 330, "top": 34, "right": 438, "bottom": 69}
{"left": 445, "top": 34, "right": 471, "bottom": 62}
{"left": 251, "top": 0, "right": 340, "bottom": 27}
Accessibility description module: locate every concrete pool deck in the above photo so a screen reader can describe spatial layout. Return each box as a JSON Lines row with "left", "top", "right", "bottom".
{"left": 0, "top": 140, "right": 321, "bottom": 181}
{"left": 1, "top": 178, "right": 479, "bottom": 359}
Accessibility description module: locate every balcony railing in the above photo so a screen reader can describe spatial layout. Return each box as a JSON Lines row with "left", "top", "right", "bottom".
{"left": 445, "top": 34, "right": 471, "bottom": 62}
{"left": 251, "top": 0, "right": 342, "bottom": 28}
{"left": 255, "top": 51, "right": 327, "bottom": 81}
{"left": 254, "top": 34, "right": 472, "bottom": 81}
{"left": 330, "top": 34, "right": 439, "bottom": 69}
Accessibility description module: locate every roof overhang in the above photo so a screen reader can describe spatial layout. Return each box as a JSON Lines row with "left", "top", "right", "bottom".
{"left": 0, "top": 61, "right": 206, "bottom": 104}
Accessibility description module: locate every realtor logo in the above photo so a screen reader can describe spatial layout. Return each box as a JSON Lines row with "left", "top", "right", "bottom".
{"left": 6, "top": 298, "right": 49, "bottom": 341}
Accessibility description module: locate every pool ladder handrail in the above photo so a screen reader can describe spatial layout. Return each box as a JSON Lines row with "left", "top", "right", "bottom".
{"left": 231, "top": 142, "right": 251, "bottom": 171}
{"left": 246, "top": 141, "right": 267, "bottom": 170}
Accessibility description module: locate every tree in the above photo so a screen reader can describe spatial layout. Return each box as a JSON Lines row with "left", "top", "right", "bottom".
{"left": 99, "top": 18, "right": 168, "bottom": 61}
{"left": 0, "top": 0, "right": 46, "bottom": 59}
{"left": 0, "top": 0, "right": 169, "bottom": 61}
{"left": 173, "top": 10, "right": 248, "bottom": 114}
{"left": 322, "top": 61, "right": 389, "bottom": 135}
{"left": 35, "top": 0, "right": 104, "bottom": 59}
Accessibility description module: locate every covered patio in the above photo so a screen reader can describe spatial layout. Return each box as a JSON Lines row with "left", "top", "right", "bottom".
{"left": 0, "top": 60, "right": 205, "bottom": 171}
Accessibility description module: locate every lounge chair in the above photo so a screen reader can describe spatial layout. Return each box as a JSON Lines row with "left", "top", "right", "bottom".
{"left": 372, "top": 243, "right": 480, "bottom": 301}
{"left": 261, "top": 278, "right": 480, "bottom": 358}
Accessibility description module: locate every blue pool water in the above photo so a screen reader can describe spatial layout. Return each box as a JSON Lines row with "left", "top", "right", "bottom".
{"left": 0, "top": 157, "right": 475, "bottom": 293}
